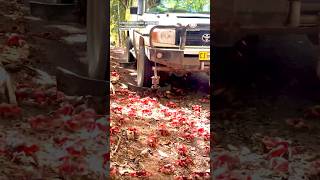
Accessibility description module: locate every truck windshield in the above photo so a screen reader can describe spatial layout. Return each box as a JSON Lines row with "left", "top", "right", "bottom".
{"left": 145, "top": 0, "right": 210, "bottom": 14}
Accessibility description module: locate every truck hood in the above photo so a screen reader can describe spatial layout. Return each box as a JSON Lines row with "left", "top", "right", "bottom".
{"left": 131, "top": 13, "right": 210, "bottom": 34}
{"left": 144, "top": 13, "right": 210, "bottom": 26}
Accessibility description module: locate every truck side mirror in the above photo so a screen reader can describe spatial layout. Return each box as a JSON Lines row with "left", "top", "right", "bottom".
{"left": 130, "top": 7, "right": 138, "bottom": 14}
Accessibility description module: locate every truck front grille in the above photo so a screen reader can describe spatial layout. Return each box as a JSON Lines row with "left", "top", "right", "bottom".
{"left": 176, "top": 25, "right": 210, "bottom": 46}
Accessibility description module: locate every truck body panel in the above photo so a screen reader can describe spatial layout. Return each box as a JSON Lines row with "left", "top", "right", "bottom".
{"left": 214, "top": 0, "right": 320, "bottom": 47}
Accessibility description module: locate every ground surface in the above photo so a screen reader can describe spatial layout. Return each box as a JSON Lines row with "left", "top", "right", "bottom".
{"left": 212, "top": 35, "right": 320, "bottom": 179}
{"left": 2, "top": 1, "right": 320, "bottom": 180}
{"left": 0, "top": 1, "right": 107, "bottom": 179}
{"left": 109, "top": 49, "right": 210, "bottom": 179}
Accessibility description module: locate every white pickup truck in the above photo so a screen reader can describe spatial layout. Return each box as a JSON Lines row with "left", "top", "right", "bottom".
{"left": 124, "top": 0, "right": 210, "bottom": 88}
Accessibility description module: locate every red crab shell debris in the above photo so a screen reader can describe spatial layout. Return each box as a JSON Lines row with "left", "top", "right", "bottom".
{"left": 174, "top": 176, "right": 191, "bottom": 180}
{"left": 285, "top": 118, "right": 309, "bottom": 129}
{"left": 15, "top": 83, "right": 32, "bottom": 89}
{"left": 103, "top": 152, "right": 110, "bottom": 167}
{"left": 127, "top": 127, "right": 139, "bottom": 140}
{"left": 147, "top": 134, "right": 158, "bottom": 148}
{"left": 110, "top": 126, "right": 120, "bottom": 135}
{"left": 111, "top": 71, "right": 120, "bottom": 83}
{"left": 6, "top": 34, "right": 25, "bottom": 47}
{"left": 199, "top": 98, "right": 210, "bottom": 103}
{"left": 309, "top": 159, "right": 320, "bottom": 175}
{"left": 53, "top": 137, "right": 69, "bottom": 146}
{"left": 197, "top": 127, "right": 205, "bottom": 135}
{"left": 142, "top": 108, "right": 152, "bottom": 116}
{"left": 140, "top": 97, "right": 158, "bottom": 105}
{"left": 111, "top": 106, "right": 123, "bottom": 114}
{"left": 129, "top": 170, "right": 151, "bottom": 177}
{"left": 77, "top": 108, "right": 96, "bottom": 119}
{"left": 270, "top": 157, "right": 289, "bottom": 173}
{"left": 191, "top": 172, "right": 210, "bottom": 179}
{"left": 177, "top": 144, "right": 188, "bottom": 156}
{"left": 64, "top": 119, "right": 83, "bottom": 132}
{"left": 110, "top": 167, "right": 118, "bottom": 176}
{"left": 176, "top": 156, "right": 194, "bottom": 167}
{"left": 128, "top": 109, "right": 137, "bottom": 117}
{"left": 181, "top": 132, "right": 195, "bottom": 141}
{"left": 159, "top": 164, "right": 176, "bottom": 175}
{"left": 215, "top": 171, "right": 252, "bottom": 180}
{"left": 64, "top": 109, "right": 97, "bottom": 131}
{"left": 55, "top": 103, "right": 74, "bottom": 116}
{"left": 204, "top": 146, "right": 210, "bottom": 156}
{"left": 28, "top": 115, "right": 62, "bottom": 130}
{"left": 166, "top": 101, "right": 177, "bottom": 108}
{"left": 65, "top": 146, "right": 86, "bottom": 158}
{"left": 212, "top": 153, "right": 240, "bottom": 170}
{"left": 127, "top": 127, "right": 139, "bottom": 135}
{"left": 58, "top": 157, "right": 82, "bottom": 175}
{"left": 0, "top": 103, "right": 22, "bottom": 118}
{"left": 191, "top": 105, "right": 201, "bottom": 112}
{"left": 110, "top": 137, "right": 116, "bottom": 145}
{"left": 158, "top": 123, "right": 170, "bottom": 136}
{"left": 304, "top": 105, "right": 320, "bottom": 118}
{"left": 261, "top": 137, "right": 290, "bottom": 159}
{"left": 203, "top": 132, "right": 210, "bottom": 141}
{"left": 96, "top": 122, "right": 108, "bottom": 131}
{"left": 267, "top": 143, "right": 289, "bottom": 159}
{"left": 0, "top": 149, "right": 7, "bottom": 156}
{"left": 32, "top": 89, "right": 47, "bottom": 104}
{"left": 15, "top": 144, "right": 39, "bottom": 156}
{"left": 15, "top": 88, "right": 33, "bottom": 101}
{"left": 262, "top": 136, "right": 289, "bottom": 152}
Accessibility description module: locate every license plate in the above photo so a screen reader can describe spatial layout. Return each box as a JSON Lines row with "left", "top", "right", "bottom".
{"left": 199, "top": 51, "right": 210, "bottom": 61}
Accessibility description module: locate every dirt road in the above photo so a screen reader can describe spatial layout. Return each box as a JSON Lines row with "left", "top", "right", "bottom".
{"left": 213, "top": 35, "right": 320, "bottom": 179}
{"left": 109, "top": 49, "right": 211, "bottom": 179}
{"left": 0, "top": 1, "right": 107, "bottom": 179}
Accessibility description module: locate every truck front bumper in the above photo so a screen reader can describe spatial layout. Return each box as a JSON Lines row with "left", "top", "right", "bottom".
{"left": 147, "top": 47, "right": 210, "bottom": 73}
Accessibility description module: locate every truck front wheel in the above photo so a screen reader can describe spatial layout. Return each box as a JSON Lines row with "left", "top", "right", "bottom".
{"left": 137, "top": 43, "right": 153, "bottom": 87}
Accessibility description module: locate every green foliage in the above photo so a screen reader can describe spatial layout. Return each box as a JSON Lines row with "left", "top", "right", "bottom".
{"left": 147, "top": 0, "right": 209, "bottom": 13}
{"left": 181, "top": 0, "right": 209, "bottom": 12}
{"left": 110, "top": 0, "right": 136, "bottom": 47}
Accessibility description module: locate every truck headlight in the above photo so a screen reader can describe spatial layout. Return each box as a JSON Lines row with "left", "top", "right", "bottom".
{"left": 151, "top": 28, "right": 176, "bottom": 45}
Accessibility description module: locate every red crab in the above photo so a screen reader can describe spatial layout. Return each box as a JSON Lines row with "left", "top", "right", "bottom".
{"left": 159, "top": 164, "right": 175, "bottom": 175}
{"left": 158, "top": 123, "right": 170, "bottom": 136}
{"left": 129, "top": 170, "right": 151, "bottom": 177}
{"left": 28, "top": 115, "right": 62, "bottom": 130}
{"left": 166, "top": 101, "right": 177, "bottom": 108}
{"left": 176, "top": 157, "right": 193, "bottom": 167}
{"left": 177, "top": 144, "right": 188, "bottom": 156}
{"left": 15, "top": 144, "right": 39, "bottom": 156}
{"left": 6, "top": 34, "right": 25, "bottom": 47}
{"left": 147, "top": 134, "right": 158, "bottom": 148}
{"left": 55, "top": 103, "right": 74, "bottom": 117}
{"left": 0, "top": 103, "right": 22, "bottom": 119}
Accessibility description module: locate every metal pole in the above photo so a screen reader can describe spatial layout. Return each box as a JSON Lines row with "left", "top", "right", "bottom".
{"left": 289, "top": 0, "right": 301, "bottom": 27}
{"left": 87, "top": 0, "right": 108, "bottom": 80}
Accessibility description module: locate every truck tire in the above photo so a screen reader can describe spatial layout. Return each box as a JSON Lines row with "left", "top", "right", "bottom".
{"left": 137, "top": 42, "right": 153, "bottom": 87}
{"left": 125, "top": 38, "right": 135, "bottom": 63}
{"left": 158, "top": 71, "right": 170, "bottom": 86}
